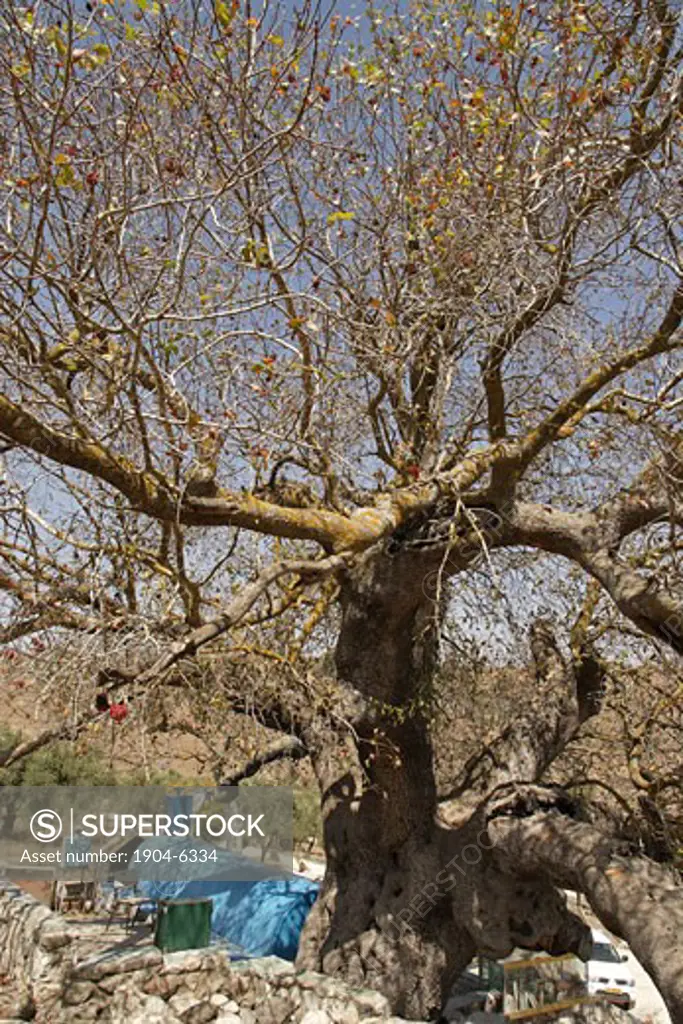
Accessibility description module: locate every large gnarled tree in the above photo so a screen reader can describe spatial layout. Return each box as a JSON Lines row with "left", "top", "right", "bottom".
{"left": 0, "top": 0, "right": 682, "bottom": 1018}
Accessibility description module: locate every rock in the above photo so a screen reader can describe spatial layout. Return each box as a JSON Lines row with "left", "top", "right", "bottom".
{"left": 142, "top": 972, "right": 182, "bottom": 998}
{"left": 197, "top": 952, "right": 230, "bottom": 973}
{"left": 73, "top": 946, "right": 163, "bottom": 981}
{"left": 327, "top": 1002, "right": 360, "bottom": 1024}
{"left": 38, "top": 927, "right": 73, "bottom": 951}
{"left": 189, "top": 970, "right": 222, "bottom": 1000}
{"left": 297, "top": 970, "right": 330, "bottom": 990}
{"left": 261, "top": 956, "right": 296, "bottom": 976}
{"left": 169, "top": 988, "right": 217, "bottom": 1023}
{"left": 112, "top": 993, "right": 182, "bottom": 1024}
{"left": 98, "top": 974, "right": 131, "bottom": 994}
{"left": 210, "top": 993, "right": 230, "bottom": 1008}
{"left": 170, "top": 990, "right": 203, "bottom": 1014}
{"left": 66, "top": 1002, "right": 109, "bottom": 1022}
{"left": 164, "top": 951, "right": 207, "bottom": 974}
{"left": 276, "top": 974, "right": 296, "bottom": 988}
{"left": 20, "top": 903, "right": 53, "bottom": 943}
{"left": 0, "top": 885, "right": 438, "bottom": 1024}
{"left": 363, "top": 1020, "right": 424, "bottom": 1024}
{"left": 62, "top": 981, "right": 96, "bottom": 1005}
{"left": 0, "top": 993, "right": 33, "bottom": 1022}
{"left": 230, "top": 956, "right": 293, "bottom": 978}
{"left": 257, "top": 993, "right": 294, "bottom": 1023}
{"left": 352, "top": 989, "right": 391, "bottom": 1016}
{"left": 187, "top": 1005, "right": 218, "bottom": 1024}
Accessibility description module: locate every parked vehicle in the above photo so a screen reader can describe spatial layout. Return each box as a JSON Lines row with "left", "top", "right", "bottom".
{"left": 585, "top": 929, "right": 636, "bottom": 1011}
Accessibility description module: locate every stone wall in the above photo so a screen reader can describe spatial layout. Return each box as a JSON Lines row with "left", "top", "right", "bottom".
{"left": 65, "top": 947, "right": 400, "bottom": 1024}
{"left": 0, "top": 882, "right": 637, "bottom": 1024}
{"left": 0, "top": 882, "right": 406, "bottom": 1024}
{"left": 0, "top": 880, "right": 75, "bottom": 1020}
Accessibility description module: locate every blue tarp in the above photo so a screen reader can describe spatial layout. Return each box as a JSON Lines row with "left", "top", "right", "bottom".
{"left": 144, "top": 876, "right": 319, "bottom": 960}
{"left": 124, "top": 840, "right": 320, "bottom": 960}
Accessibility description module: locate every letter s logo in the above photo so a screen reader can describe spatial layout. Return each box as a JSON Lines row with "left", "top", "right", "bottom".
{"left": 30, "top": 809, "right": 63, "bottom": 843}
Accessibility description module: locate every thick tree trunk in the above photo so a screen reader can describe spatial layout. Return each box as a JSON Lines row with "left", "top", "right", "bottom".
{"left": 297, "top": 550, "right": 466, "bottom": 1018}
{"left": 296, "top": 553, "right": 592, "bottom": 1018}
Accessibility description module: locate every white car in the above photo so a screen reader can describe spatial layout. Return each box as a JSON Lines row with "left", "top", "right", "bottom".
{"left": 586, "top": 929, "right": 636, "bottom": 1010}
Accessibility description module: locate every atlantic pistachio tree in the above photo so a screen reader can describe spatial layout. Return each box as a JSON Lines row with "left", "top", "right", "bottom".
{"left": 1, "top": 0, "right": 682, "bottom": 1017}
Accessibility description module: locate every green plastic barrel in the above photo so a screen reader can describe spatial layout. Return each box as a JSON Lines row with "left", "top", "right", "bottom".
{"left": 154, "top": 898, "right": 212, "bottom": 953}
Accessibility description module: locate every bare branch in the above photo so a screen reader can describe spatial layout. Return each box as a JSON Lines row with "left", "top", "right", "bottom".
{"left": 219, "top": 735, "right": 308, "bottom": 787}
{"left": 439, "top": 622, "right": 605, "bottom": 821}
{"left": 0, "top": 554, "right": 345, "bottom": 768}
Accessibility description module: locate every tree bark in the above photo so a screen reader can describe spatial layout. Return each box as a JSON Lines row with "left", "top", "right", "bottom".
{"left": 296, "top": 556, "right": 594, "bottom": 1018}
{"left": 297, "top": 549, "right": 464, "bottom": 1018}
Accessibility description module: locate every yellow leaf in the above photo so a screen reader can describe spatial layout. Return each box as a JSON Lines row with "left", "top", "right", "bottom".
{"left": 215, "top": 1, "right": 233, "bottom": 29}
{"left": 327, "top": 211, "right": 355, "bottom": 224}
{"left": 55, "top": 165, "right": 77, "bottom": 188}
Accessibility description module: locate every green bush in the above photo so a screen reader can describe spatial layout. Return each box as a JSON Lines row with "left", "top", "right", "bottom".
{"left": 0, "top": 727, "right": 191, "bottom": 788}
{"left": 9, "top": 741, "right": 116, "bottom": 786}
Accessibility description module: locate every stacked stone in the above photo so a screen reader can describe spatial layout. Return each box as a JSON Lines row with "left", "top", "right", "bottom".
{"left": 64, "top": 948, "right": 399, "bottom": 1024}
{"left": 0, "top": 880, "right": 74, "bottom": 1021}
